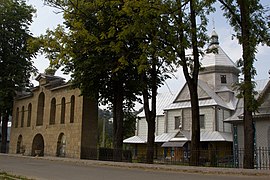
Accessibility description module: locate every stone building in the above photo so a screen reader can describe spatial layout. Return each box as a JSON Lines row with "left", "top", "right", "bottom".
{"left": 9, "top": 73, "right": 98, "bottom": 159}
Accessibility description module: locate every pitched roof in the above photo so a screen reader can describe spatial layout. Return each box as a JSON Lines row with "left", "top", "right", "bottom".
{"left": 225, "top": 79, "right": 270, "bottom": 123}
{"left": 155, "top": 132, "right": 178, "bottom": 143}
{"left": 123, "top": 136, "right": 147, "bottom": 144}
{"left": 123, "top": 130, "right": 232, "bottom": 144}
{"left": 201, "top": 30, "right": 239, "bottom": 70}
{"left": 35, "top": 73, "right": 65, "bottom": 82}
{"left": 200, "top": 131, "right": 232, "bottom": 142}
{"left": 123, "top": 132, "right": 177, "bottom": 144}
{"left": 165, "top": 80, "right": 238, "bottom": 110}
{"left": 137, "top": 92, "right": 176, "bottom": 117}
{"left": 201, "top": 46, "right": 238, "bottom": 68}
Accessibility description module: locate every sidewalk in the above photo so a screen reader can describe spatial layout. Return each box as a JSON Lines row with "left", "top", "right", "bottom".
{"left": 3, "top": 153, "right": 270, "bottom": 177}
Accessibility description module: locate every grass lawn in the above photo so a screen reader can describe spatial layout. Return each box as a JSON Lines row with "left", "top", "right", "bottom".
{"left": 0, "top": 172, "right": 32, "bottom": 180}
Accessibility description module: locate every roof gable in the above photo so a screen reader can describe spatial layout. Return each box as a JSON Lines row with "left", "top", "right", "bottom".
{"left": 225, "top": 79, "right": 270, "bottom": 123}
{"left": 174, "top": 83, "right": 209, "bottom": 102}
{"left": 166, "top": 80, "right": 237, "bottom": 110}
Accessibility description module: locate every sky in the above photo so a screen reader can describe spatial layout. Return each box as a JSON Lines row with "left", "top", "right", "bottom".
{"left": 26, "top": 0, "right": 270, "bottom": 93}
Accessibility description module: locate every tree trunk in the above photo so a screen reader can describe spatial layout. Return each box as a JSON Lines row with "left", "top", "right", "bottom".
{"left": 112, "top": 80, "right": 124, "bottom": 162}
{"left": 1, "top": 110, "right": 9, "bottom": 153}
{"left": 188, "top": 0, "right": 201, "bottom": 166}
{"left": 142, "top": 55, "right": 158, "bottom": 164}
{"left": 237, "top": 0, "right": 254, "bottom": 169}
{"left": 146, "top": 112, "right": 155, "bottom": 164}
{"left": 189, "top": 82, "right": 200, "bottom": 166}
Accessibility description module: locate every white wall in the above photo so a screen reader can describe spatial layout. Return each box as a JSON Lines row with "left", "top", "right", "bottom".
{"left": 156, "top": 116, "right": 165, "bottom": 136}
{"left": 167, "top": 109, "right": 183, "bottom": 133}
{"left": 199, "top": 107, "right": 215, "bottom": 131}
{"left": 137, "top": 117, "right": 148, "bottom": 137}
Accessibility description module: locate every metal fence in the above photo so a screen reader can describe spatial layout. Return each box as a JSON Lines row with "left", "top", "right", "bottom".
{"left": 79, "top": 147, "right": 270, "bottom": 170}
{"left": 236, "top": 147, "right": 270, "bottom": 170}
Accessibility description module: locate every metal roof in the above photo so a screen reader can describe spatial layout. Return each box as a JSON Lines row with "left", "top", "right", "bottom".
{"left": 200, "top": 131, "right": 232, "bottom": 142}
{"left": 137, "top": 92, "right": 176, "bottom": 117}
{"left": 123, "top": 130, "right": 232, "bottom": 144}
{"left": 155, "top": 132, "right": 178, "bottom": 143}
{"left": 123, "top": 132, "right": 177, "bottom": 144}
{"left": 123, "top": 136, "right": 147, "bottom": 144}
{"left": 202, "top": 35, "right": 238, "bottom": 69}
{"left": 162, "top": 141, "right": 187, "bottom": 147}
{"left": 165, "top": 80, "right": 238, "bottom": 111}
{"left": 255, "top": 79, "right": 269, "bottom": 93}
{"left": 225, "top": 79, "right": 270, "bottom": 123}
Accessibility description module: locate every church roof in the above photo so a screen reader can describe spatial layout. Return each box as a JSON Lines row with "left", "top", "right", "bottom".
{"left": 137, "top": 92, "right": 176, "bottom": 117}
{"left": 201, "top": 46, "right": 239, "bottom": 68}
{"left": 200, "top": 30, "right": 239, "bottom": 70}
{"left": 225, "top": 79, "right": 270, "bottom": 123}
{"left": 35, "top": 73, "right": 65, "bottom": 82}
{"left": 165, "top": 80, "right": 238, "bottom": 111}
{"left": 124, "top": 130, "right": 232, "bottom": 144}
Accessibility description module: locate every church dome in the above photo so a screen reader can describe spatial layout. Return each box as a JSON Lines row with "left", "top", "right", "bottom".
{"left": 200, "top": 30, "right": 239, "bottom": 70}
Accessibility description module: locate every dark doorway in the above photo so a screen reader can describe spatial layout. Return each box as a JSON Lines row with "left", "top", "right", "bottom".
{"left": 32, "top": 134, "right": 44, "bottom": 156}
{"left": 16, "top": 135, "right": 23, "bottom": 154}
{"left": 56, "top": 133, "right": 66, "bottom": 157}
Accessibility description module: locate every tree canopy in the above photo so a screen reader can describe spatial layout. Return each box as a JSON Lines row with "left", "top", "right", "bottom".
{"left": 0, "top": 0, "right": 37, "bottom": 152}
{"left": 218, "top": 0, "right": 270, "bottom": 169}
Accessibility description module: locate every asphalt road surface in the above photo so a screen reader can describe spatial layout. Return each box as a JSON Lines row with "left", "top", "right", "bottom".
{"left": 0, "top": 155, "right": 269, "bottom": 180}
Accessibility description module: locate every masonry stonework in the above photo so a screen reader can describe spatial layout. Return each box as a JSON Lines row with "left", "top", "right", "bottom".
{"left": 9, "top": 74, "right": 98, "bottom": 159}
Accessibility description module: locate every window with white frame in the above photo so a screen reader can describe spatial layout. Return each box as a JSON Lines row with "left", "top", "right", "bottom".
{"left": 200, "top": 115, "right": 205, "bottom": 129}
{"left": 174, "top": 116, "right": 182, "bottom": 129}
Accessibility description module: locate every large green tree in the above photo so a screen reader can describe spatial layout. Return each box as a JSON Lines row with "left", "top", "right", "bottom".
{"left": 42, "top": 0, "right": 177, "bottom": 164}
{"left": 41, "top": 0, "right": 142, "bottom": 161}
{"left": 123, "top": 0, "right": 215, "bottom": 164}
{"left": 158, "top": 0, "right": 214, "bottom": 165}
{"left": 0, "top": 0, "right": 37, "bottom": 153}
{"left": 219, "top": 0, "right": 270, "bottom": 169}
{"left": 122, "top": 0, "right": 177, "bottom": 163}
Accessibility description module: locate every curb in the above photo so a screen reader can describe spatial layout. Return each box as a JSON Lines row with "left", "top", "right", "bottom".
{"left": 2, "top": 153, "right": 270, "bottom": 177}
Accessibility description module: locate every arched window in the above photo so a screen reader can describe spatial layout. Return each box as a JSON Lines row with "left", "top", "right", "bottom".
{"left": 36, "top": 92, "right": 45, "bottom": 126}
{"left": 21, "top": 106, "right": 24, "bottom": 127}
{"left": 70, "top": 95, "right": 75, "bottom": 123}
{"left": 27, "top": 103, "right": 32, "bottom": 127}
{"left": 15, "top": 107, "right": 19, "bottom": 128}
{"left": 16, "top": 135, "right": 23, "bottom": 154}
{"left": 32, "top": 133, "right": 44, "bottom": 156}
{"left": 56, "top": 133, "right": 66, "bottom": 157}
{"left": 49, "top": 98, "right": 56, "bottom": 125}
{"left": 61, "top": 97, "right": 65, "bottom": 124}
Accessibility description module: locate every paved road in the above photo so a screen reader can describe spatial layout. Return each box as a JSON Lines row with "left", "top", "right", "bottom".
{"left": 0, "top": 155, "right": 269, "bottom": 180}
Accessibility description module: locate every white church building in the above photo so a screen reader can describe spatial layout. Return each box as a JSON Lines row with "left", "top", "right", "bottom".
{"left": 124, "top": 30, "right": 270, "bottom": 166}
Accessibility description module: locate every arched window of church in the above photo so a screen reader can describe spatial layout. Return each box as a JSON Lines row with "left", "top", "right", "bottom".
{"left": 50, "top": 98, "right": 56, "bottom": 125}
{"left": 27, "top": 103, "right": 32, "bottom": 127}
{"left": 37, "top": 92, "right": 45, "bottom": 126}
{"left": 21, "top": 106, "right": 24, "bottom": 127}
{"left": 61, "top": 97, "right": 66, "bottom": 124}
{"left": 15, "top": 107, "right": 19, "bottom": 128}
{"left": 70, "top": 95, "right": 75, "bottom": 123}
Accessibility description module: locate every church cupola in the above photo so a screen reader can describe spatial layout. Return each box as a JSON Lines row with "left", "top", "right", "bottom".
{"left": 209, "top": 30, "right": 219, "bottom": 46}
{"left": 199, "top": 30, "right": 240, "bottom": 91}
